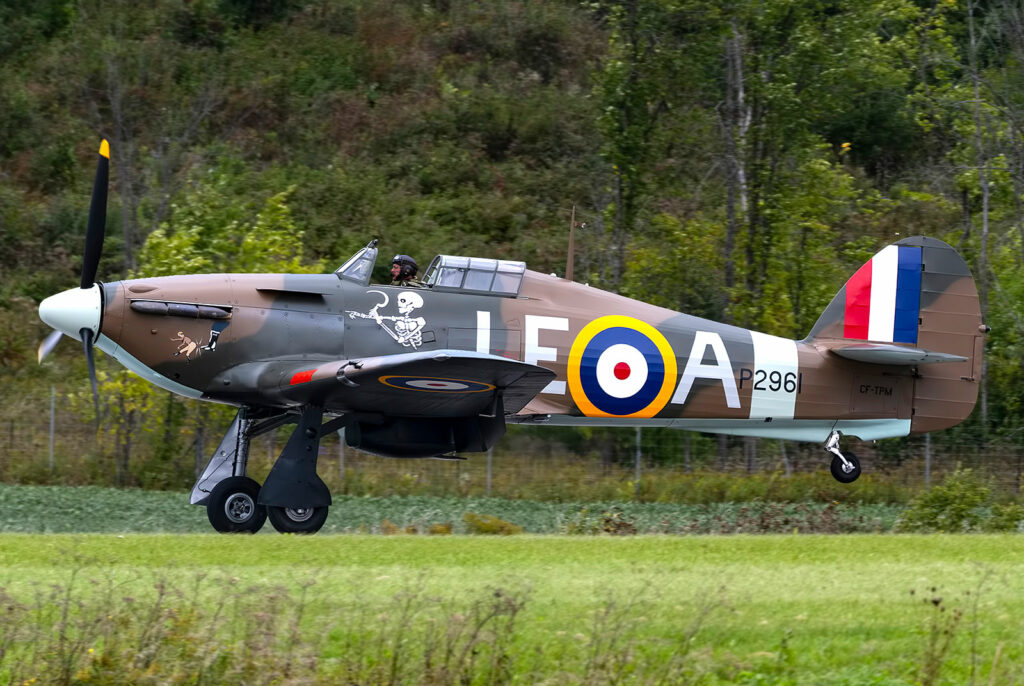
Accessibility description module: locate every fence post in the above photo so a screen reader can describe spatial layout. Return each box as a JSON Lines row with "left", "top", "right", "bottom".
{"left": 486, "top": 446, "right": 493, "bottom": 496}
{"left": 634, "top": 426, "right": 642, "bottom": 500}
{"left": 924, "top": 432, "right": 931, "bottom": 487}
{"left": 338, "top": 428, "right": 345, "bottom": 486}
{"left": 49, "top": 386, "right": 55, "bottom": 473}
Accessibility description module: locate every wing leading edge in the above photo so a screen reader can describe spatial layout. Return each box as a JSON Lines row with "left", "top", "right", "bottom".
{"left": 241, "top": 349, "right": 555, "bottom": 417}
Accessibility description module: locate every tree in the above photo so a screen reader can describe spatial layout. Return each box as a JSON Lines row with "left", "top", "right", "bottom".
{"left": 138, "top": 170, "right": 324, "bottom": 277}
{"left": 594, "top": 0, "right": 723, "bottom": 288}
{"left": 57, "top": 0, "right": 226, "bottom": 273}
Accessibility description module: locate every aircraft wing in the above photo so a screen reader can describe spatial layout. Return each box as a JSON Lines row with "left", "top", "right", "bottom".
{"left": 236, "top": 349, "right": 556, "bottom": 417}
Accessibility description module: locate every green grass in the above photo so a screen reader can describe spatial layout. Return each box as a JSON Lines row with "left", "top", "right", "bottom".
{"left": 2, "top": 533, "right": 1024, "bottom": 684}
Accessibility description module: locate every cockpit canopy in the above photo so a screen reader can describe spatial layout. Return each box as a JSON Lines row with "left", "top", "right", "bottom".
{"left": 334, "top": 239, "right": 379, "bottom": 284}
{"left": 335, "top": 240, "right": 526, "bottom": 297}
{"left": 422, "top": 255, "right": 525, "bottom": 296}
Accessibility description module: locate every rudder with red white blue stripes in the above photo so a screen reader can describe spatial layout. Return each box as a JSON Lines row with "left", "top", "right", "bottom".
{"left": 804, "top": 235, "right": 982, "bottom": 434}
{"left": 842, "top": 244, "right": 922, "bottom": 344}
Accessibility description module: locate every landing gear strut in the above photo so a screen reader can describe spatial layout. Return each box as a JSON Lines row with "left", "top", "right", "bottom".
{"left": 192, "top": 406, "right": 345, "bottom": 535}
{"left": 258, "top": 406, "right": 334, "bottom": 535}
{"left": 825, "top": 429, "right": 861, "bottom": 483}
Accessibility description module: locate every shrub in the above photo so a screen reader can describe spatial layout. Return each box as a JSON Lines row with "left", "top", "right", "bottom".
{"left": 561, "top": 507, "right": 601, "bottom": 535}
{"left": 895, "top": 469, "right": 990, "bottom": 533}
{"left": 462, "top": 512, "right": 523, "bottom": 535}
{"left": 985, "top": 502, "right": 1024, "bottom": 532}
{"left": 561, "top": 506, "right": 638, "bottom": 535}
{"left": 601, "top": 507, "right": 637, "bottom": 535}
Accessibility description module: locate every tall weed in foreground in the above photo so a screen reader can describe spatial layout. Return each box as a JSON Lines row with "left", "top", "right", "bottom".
{"left": 0, "top": 569, "right": 728, "bottom": 685}
{"left": 574, "top": 583, "right": 728, "bottom": 685}
{"left": 335, "top": 583, "right": 528, "bottom": 685}
{"left": 913, "top": 587, "right": 965, "bottom": 686}
{"left": 0, "top": 568, "right": 322, "bottom": 686}
{"left": 911, "top": 569, "right": 1006, "bottom": 686}
{"left": 0, "top": 555, "right": 1016, "bottom": 685}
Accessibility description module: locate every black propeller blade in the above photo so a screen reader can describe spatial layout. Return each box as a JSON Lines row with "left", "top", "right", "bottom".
{"left": 81, "top": 140, "right": 109, "bottom": 290}
{"left": 81, "top": 327, "right": 100, "bottom": 419}
{"left": 36, "top": 140, "right": 109, "bottom": 421}
{"left": 82, "top": 139, "right": 109, "bottom": 416}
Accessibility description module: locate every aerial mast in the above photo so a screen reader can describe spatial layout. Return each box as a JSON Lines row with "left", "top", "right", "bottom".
{"left": 565, "top": 205, "right": 576, "bottom": 282}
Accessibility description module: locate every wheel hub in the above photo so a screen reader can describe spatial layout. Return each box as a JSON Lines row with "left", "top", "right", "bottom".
{"left": 284, "top": 507, "right": 314, "bottom": 523}
{"left": 224, "top": 492, "right": 256, "bottom": 523}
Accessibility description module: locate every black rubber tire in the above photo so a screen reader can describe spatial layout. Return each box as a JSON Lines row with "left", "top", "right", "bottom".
{"left": 267, "top": 505, "right": 329, "bottom": 534}
{"left": 206, "top": 476, "right": 268, "bottom": 533}
{"left": 829, "top": 452, "right": 861, "bottom": 484}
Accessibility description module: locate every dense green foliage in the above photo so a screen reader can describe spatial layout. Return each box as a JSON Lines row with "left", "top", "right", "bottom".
{"left": 896, "top": 466, "right": 1024, "bottom": 532}
{"left": 5, "top": 0, "right": 1024, "bottom": 486}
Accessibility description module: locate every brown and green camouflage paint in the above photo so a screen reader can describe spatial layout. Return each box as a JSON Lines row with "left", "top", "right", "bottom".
{"left": 97, "top": 236, "right": 982, "bottom": 446}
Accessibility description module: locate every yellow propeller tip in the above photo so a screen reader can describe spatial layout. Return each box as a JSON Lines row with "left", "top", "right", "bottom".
{"left": 99, "top": 139, "right": 110, "bottom": 159}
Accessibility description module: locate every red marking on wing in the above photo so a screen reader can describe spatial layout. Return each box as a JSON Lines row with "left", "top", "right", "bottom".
{"left": 844, "top": 260, "right": 872, "bottom": 340}
{"left": 290, "top": 369, "right": 315, "bottom": 385}
{"left": 614, "top": 362, "right": 630, "bottom": 380}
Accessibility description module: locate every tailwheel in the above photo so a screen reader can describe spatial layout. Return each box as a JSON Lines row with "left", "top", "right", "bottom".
{"left": 267, "top": 505, "right": 329, "bottom": 534}
{"left": 829, "top": 452, "right": 861, "bottom": 483}
{"left": 207, "top": 476, "right": 268, "bottom": 533}
{"left": 824, "top": 429, "right": 861, "bottom": 484}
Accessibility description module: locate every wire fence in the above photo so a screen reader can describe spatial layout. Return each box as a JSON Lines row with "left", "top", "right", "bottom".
{"left": 1, "top": 390, "right": 1021, "bottom": 502}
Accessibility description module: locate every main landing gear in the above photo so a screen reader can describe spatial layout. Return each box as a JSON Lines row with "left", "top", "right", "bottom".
{"left": 191, "top": 405, "right": 347, "bottom": 535}
{"left": 206, "top": 476, "right": 267, "bottom": 533}
{"left": 825, "top": 429, "right": 861, "bottom": 483}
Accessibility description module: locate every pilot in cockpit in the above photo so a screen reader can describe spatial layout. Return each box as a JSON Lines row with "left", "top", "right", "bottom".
{"left": 389, "top": 254, "right": 425, "bottom": 288}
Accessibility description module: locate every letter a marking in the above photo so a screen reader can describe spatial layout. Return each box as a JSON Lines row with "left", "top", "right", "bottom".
{"left": 671, "top": 331, "right": 740, "bottom": 408}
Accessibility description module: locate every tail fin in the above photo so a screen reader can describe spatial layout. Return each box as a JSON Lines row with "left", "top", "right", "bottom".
{"left": 805, "top": 236, "right": 984, "bottom": 433}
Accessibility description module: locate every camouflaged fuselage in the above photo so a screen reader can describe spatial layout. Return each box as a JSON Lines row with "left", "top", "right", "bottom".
{"left": 94, "top": 236, "right": 982, "bottom": 445}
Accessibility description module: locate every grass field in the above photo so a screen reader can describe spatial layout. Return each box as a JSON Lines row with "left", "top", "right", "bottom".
{"left": 2, "top": 533, "right": 1024, "bottom": 684}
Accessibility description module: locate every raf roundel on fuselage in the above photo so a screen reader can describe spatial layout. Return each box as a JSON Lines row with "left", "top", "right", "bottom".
{"left": 567, "top": 315, "right": 677, "bottom": 418}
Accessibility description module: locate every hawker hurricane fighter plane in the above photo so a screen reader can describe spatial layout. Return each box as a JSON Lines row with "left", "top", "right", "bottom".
{"left": 38, "top": 142, "right": 986, "bottom": 534}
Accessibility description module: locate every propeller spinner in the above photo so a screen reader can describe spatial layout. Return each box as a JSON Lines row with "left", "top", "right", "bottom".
{"left": 38, "top": 139, "right": 109, "bottom": 417}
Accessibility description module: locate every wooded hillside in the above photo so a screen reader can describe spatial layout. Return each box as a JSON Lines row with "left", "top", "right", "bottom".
{"left": 3, "top": 0, "right": 1023, "bottom": 489}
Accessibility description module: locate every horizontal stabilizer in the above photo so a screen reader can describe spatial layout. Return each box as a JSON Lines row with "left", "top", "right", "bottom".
{"left": 830, "top": 343, "right": 967, "bottom": 365}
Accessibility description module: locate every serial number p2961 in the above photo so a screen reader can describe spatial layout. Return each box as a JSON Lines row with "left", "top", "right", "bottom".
{"left": 738, "top": 369, "right": 802, "bottom": 393}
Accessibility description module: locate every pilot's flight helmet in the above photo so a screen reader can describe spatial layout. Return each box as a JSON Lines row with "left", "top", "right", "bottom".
{"left": 392, "top": 254, "right": 418, "bottom": 278}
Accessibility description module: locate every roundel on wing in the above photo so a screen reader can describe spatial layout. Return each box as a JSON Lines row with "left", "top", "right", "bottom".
{"left": 379, "top": 375, "right": 495, "bottom": 393}
{"left": 567, "top": 315, "right": 677, "bottom": 418}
